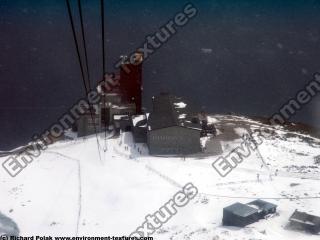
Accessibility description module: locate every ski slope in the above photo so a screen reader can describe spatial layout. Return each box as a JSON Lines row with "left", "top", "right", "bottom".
{"left": 1, "top": 115, "right": 320, "bottom": 239}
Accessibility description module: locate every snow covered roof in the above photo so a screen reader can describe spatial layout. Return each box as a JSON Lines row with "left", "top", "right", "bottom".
{"left": 174, "top": 102, "right": 187, "bottom": 109}
{"left": 105, "top": 93, "right": 121, "bottom": 96}
{"left": 111, "top": 103, "right": 136, "bottom": 110}
{"left": 132, "top": 114, "right": 146, "bottom": 127}
{"left": 247, "top": 199, "right": 277, "bottom": 212}
{"left": 113, "top": 114, "right": 129, "bottom": 120}
{"left": 224, "top": 202, "right": 258, "bottom": 218}
{"left": 178, "top": 114, "right": 187, "bottom": 119}
{"left": 289, "top": 210, "right": 320, "bottom": 228}
{"left": 148, "top": 94, "right": 201, "bottom": 131}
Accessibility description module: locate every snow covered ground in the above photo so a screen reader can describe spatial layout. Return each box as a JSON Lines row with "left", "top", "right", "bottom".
{"left": 1, "top": 114, "right": 320, "bottom": 239}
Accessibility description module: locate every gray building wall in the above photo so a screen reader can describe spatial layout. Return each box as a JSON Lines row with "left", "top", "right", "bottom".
{"left": 109, "top": 104, "right": 136, "bottom": 124}
{"left": 223, "top": 210, "right": 260, "bottom": 227}
{"left": 133, "top": 126, "right": 147, "bottom": 143}
{"left": 77, "top": 114, "right": 100, "bottom": 137}
{"left": 104, "top": 93, "right": 122, "bottom": 105}
{"left": 289, "top": 210, "right": 320, "bottom": 234}
{"left": 147, "top": 126, "right": 201, "bottom": 155}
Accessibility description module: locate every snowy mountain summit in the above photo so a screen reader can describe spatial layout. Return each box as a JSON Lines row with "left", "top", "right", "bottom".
{"left": 1, "top": 114, "right": 320, "bottom": 239}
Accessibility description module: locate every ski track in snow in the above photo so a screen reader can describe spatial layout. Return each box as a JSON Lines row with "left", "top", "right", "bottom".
{"left": 45, "top": 151, "right": 82, "bottom": 236}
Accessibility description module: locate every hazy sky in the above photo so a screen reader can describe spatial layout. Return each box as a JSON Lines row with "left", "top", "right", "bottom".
{"left": 1, "top": 0, "right": 320, "bottom": 150}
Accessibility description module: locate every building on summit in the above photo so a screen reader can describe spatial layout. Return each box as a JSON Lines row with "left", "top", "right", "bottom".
{"left": 75, "top": 53, "right": 216, "bottom": 156}
{"left": 147, "top": 93, "right": 202, "bottom": 155}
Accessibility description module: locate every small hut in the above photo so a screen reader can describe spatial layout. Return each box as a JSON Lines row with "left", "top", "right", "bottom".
{"left": 223, "top": 202, "right": 260, "bottom": 227}
{"left": 247, "top": 199, "right": 277, "bottom": 217}
{"left": 223, "top": 200, "right": 277, "bottom": 227}
{"left": 289, "top": 210, "right": 320, "bottom": 234}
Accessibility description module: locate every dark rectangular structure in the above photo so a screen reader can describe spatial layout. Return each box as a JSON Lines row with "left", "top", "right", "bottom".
{"left": 148, "top": 126, "right": 201, "bottom": 155}
{"left": 120, "top": 53, "right": 143, "bottom": 114}
{"left": 118, "top": 115, "right": 132, "bottom": 132}
{"left": 132, "top": 115, "right": 147, "bottom": 143}
{"left": 77, "top": 113, "right": 100, "bottom": 137}
{"left": 289, "top": 210, "right": 320, "bottom": 234}
{"left": 147, "top": 94, "right": 202, "bottom": 155}
{"left": 223, "top": 200, "right": 277, "bottom": 227}
{"left": 247, "top": 199, "right": 277, "bottom": 217}
{"left": 223, "top": 202, "right": 260, "bottom": 227}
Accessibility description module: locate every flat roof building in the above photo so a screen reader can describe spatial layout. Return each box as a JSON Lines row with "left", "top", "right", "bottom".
{"left": 147, "top": 93, "right": 202, "bottom": 155}
{"left": 223, "top": 202, "right": 260, "bottom": 227}
{"left": 223, "top": 200, "right": 277, "bottom": 227}
{"left": 132, "top": 114, "right": 148, "bottom": 143}
{"left": 289, "top": 210, "right": 320, "bottom": 234}
{"left": 247, "top": 199, "right": 277, "bottom": 216}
